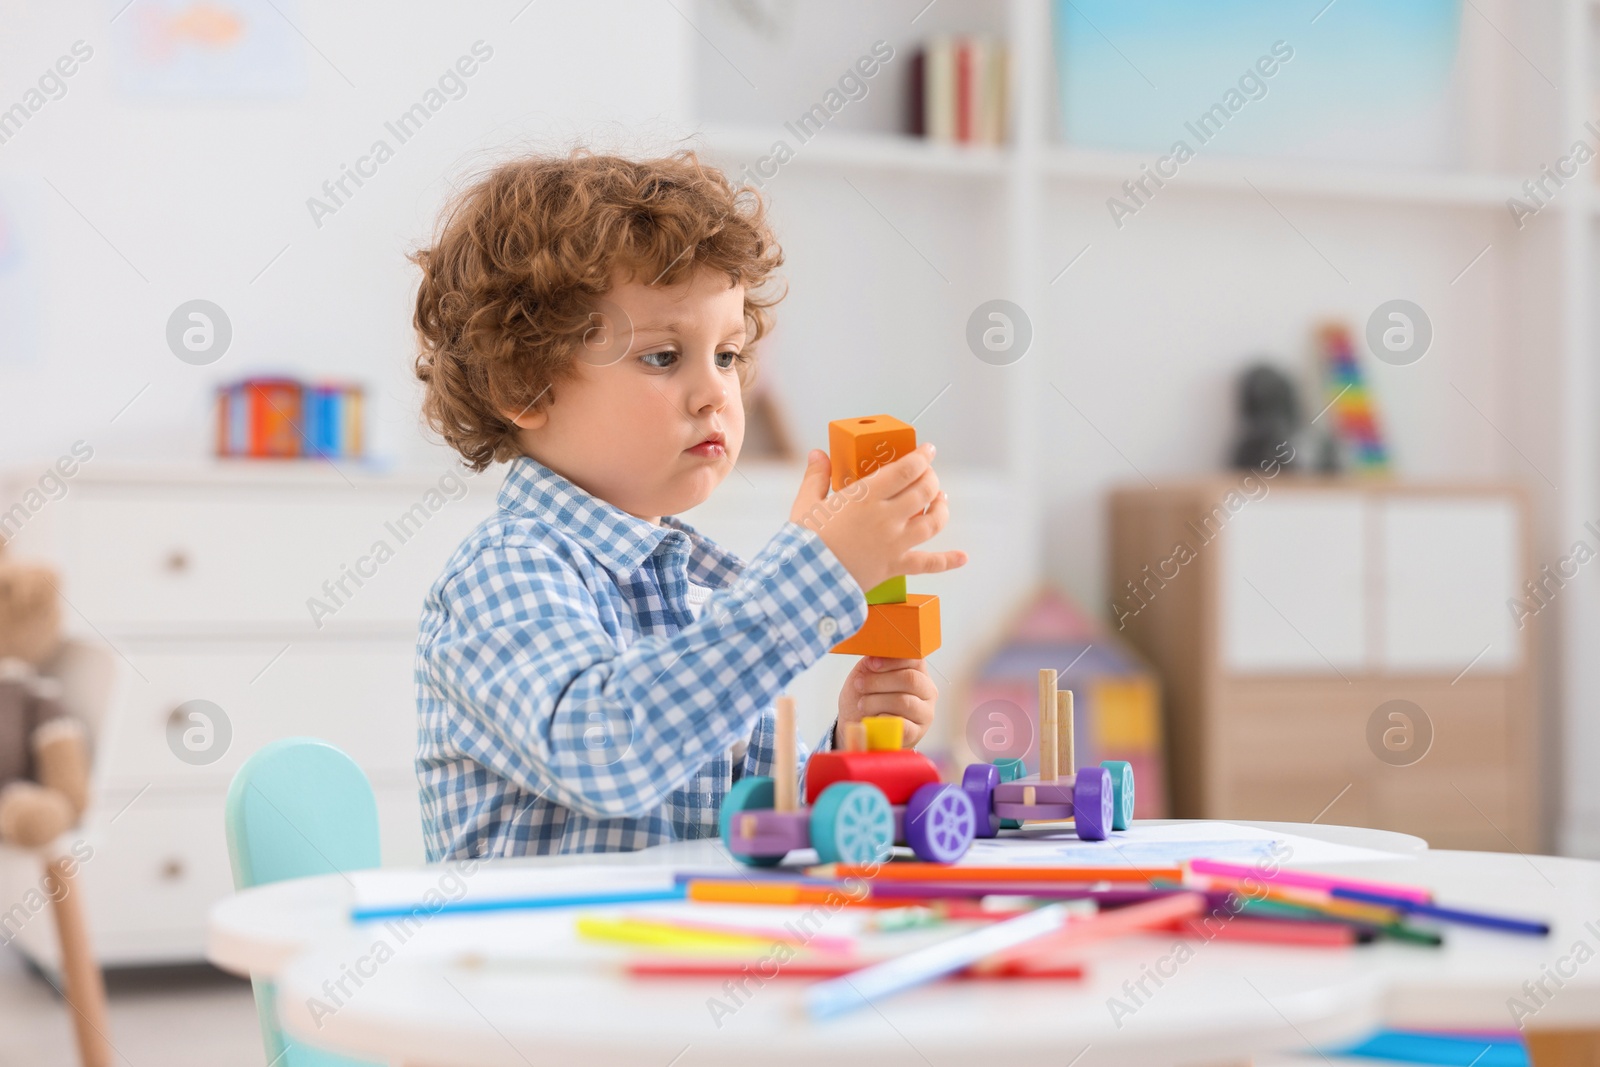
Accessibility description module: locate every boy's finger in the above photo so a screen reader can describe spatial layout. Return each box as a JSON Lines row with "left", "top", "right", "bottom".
{"left": 864, "top": 443, "right": 933, "bottom": 497}
{"left": 856, "top": 693, "right": 931, "bottom": 719}
{"left": 899, "top": 549, "right": 969, "bottom": 575}
{"left": 789, "top": 450, "right": 831, "bottom": 520}
{"left": 893, "top": 468, "right": 941, "bottom": 513}
{"left": 863, "top": 656, "right": 926, "bottom": 672}
{"left": 856, "top": 667, "right": 937, "bottom": 700}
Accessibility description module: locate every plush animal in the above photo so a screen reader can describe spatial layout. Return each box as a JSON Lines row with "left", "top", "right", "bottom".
{"left": 0, "top": 550, "right": 89, "bottom": 849}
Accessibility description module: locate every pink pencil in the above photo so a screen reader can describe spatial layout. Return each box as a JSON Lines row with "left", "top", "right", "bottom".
{"left": 1186, "top": 859, "right": 1432, "bottom": 904}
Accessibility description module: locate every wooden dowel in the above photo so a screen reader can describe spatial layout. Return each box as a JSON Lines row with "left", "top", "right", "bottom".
{"left": 843, "top": 721, "right": 867, "bottom": 753}
{"left": 774, "top": 696, "right": 798, "bottom": 812}
{"left": 1038, "top": 669, "right": 1058, "bottom": 782}
{"left": 1057, "top": 690, "right": 1075, "bottom": 775}
{"left": 48, "top": 854, "right": 112, "bottom": 1067}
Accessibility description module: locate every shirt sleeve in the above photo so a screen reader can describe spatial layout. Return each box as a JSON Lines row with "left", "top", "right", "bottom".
{"left": 423, "top": 521, "right": 866, "bottom": 821}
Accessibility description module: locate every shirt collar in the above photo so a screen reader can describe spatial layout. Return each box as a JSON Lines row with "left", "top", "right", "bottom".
{"left": 496, "top": 456, "right": 742, "bottom": 584}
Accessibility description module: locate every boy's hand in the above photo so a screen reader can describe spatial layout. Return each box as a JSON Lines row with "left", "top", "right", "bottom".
{"left": 789, "top": 445, "right": 968, "bottom": 594}
{"left": 836, "top": 657, "right": 936, "bottom": 748}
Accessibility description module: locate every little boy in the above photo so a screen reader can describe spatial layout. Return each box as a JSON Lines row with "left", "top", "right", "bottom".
{"left": 410, "top": 151, "right": 965, "bottom": 860}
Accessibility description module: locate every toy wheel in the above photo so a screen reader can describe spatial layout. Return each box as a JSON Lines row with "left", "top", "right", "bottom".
{"left": 1101, "top": 760, "right": 1135, "bottom": 831}
{"left": 719, "top": 776, "right": 784, "bottom": 867}
{"left": 905, "top": 784, "right": 976, "bottom": 863}
{"left": 961, "top": 764, "right": 1001, "bottom": 839}
{"left": 810, "top": 782, "right": 894, "bottom": 865}
{"left": 992, "top": 757, "right": 1027, "bottom": 830}
{"left": 1072, "top": 766, "right": 1114, "bottom": 841}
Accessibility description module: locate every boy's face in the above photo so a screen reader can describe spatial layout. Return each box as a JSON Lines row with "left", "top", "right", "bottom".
{"left": 508, "top": 267, "right": 748, "bottom": 523}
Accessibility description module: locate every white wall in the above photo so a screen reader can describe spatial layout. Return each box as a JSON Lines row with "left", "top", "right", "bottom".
{"left": 0, "top": 0, "right": 692, "bottom": 467}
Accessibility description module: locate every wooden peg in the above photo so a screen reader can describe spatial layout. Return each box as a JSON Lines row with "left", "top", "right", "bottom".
{"left": 843, "top": 721, "right": 868, "bottom": 753}
{"left": 1038, "top": 669, "right": 1059, "bottom": 782}
{"left": 774, "top": 696, "right": 798, "bottom": 812}
{"left": 1023, "top": 785, "right": 1037, "bottom": 806}
{"left": 1057, "top": 690, "right": 1076, "bottom": 775}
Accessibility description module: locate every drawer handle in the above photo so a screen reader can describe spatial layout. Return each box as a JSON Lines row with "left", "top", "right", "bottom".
{"left": 159, "top": 858, "right": 184, "bottom": 881}
{"left": 164, "top": 550, "right": 190, "bottom": 574}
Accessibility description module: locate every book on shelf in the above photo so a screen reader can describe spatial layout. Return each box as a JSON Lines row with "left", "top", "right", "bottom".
{"left": 910, "top": 35, "right": 1007, "bottom": 146}
{"left": 215, "top": 377, "right": 367, "bottom": 460}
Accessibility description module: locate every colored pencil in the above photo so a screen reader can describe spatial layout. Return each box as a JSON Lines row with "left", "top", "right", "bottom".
{"left": 863, "top": 882, "right": 1233, "bottom": 907}
{"left": 1166, "top": 915, "right": 1357, "bottom": 947}
{"left": 576, "top": 915, "right": 857, "bottom": 955}
{"left": 1329, "top": 888, "right": 1550, "bottom": 937}
{"left": 1186, "top": 858, "right": 1433, "bottom": 904}
{"left": 804, "top": 903, "right": 1071, "bottom": 1018}
{"left": 1238, "top": 898, "right": 1443, "bottom": 946}
{"left": 972, "top": 892, "right": 1208, "bottom": 975}
{"left": 1189, "top": 874, "right": 1403, "bottom": 925}
{"left": 824, "top": 864, "right": 1184, "bottom": 884}
{"left": 350, "top": 885, "right": 685, "bottom": 922}
{"left": 683, "top": 880, "right": 899, "bottom": 908}
{"left": 627, "top": 957, "right": 1085, "bottom": 980}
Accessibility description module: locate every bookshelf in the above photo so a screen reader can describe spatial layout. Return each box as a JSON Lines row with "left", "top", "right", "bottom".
{"left": 687, "top": 0, "right": 1600, "bottom": 857}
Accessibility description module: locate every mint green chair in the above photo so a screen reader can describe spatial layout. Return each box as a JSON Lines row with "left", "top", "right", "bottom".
{"left": 224, "top": 738, "right": 383, "bottom": 1067}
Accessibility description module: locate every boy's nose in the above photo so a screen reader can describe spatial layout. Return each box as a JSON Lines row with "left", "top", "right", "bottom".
{"left": 687, "top": 358, "right": 729, "bottom": 414}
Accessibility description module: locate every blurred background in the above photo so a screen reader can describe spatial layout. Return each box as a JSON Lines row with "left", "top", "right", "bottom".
{"left": 0, "top": 0, "right": 1594, "bottom": 1059}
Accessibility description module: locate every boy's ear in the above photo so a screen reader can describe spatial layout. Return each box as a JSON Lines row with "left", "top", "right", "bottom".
{"left": 501, "top": 403, "right": 549, "bottom": 431}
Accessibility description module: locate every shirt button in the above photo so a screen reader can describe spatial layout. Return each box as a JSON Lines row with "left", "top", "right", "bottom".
{"left": 817, "top": 616, "right": 838, "bottom": 638}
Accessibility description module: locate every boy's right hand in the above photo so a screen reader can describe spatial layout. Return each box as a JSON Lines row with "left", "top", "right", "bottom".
{"left": 788, "top": 444, "right": 968, "bottom": 594}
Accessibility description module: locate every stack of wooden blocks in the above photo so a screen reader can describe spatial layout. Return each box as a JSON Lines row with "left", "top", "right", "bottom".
{"left": 824, "top": 416, "right": 941, "bottom": 661}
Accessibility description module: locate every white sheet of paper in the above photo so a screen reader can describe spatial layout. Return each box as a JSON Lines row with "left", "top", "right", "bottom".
{"left": 960, "top": 821, "right": 1396, "bottom": 867}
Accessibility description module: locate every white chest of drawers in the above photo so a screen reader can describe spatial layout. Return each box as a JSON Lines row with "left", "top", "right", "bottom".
{"left": 0, "top": 461, "right": 498, "bottom": 967}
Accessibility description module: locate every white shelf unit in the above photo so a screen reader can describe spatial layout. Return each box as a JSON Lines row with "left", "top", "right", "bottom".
{"left": 688, "top": 0, "right": 1600, "bottom": 855}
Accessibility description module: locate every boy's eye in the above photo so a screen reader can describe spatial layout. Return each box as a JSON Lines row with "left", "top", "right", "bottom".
{"left": 715, "top": 349, "right": 744, "bottom": 370}
{"left": 640, "top": 349, "right": 677, "bottom": 369}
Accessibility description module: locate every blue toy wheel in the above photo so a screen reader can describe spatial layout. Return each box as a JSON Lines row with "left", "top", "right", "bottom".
{"left": 1072, "top": 766, "right": 1114, "bottom": 841}
{"left": 905, "top": 784, "right": 976, "bottom": 863}
{"left": 992, "top": 757, "right": 1027, "bottom": 830}
{"left": 719, "top": 776, "right": 784, "bottom": 867}
{"left": 1100, "top": 760, "right": 1135, "bottom": 831}
{"left": 810, "top": 782, "right": 894, "bottom": 865}
{"left": 961, "top": 763, "right": 1001, "bottom": 839}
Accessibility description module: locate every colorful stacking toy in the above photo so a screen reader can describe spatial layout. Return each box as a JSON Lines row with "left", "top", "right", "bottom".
{"left": 825, "top": 415, "right": 942, "bottom": 660}
{"left": 720, "top": 698, "right": 979, "bottom": 866}
{"left": 959, "top": 669, "right": 1135, "bottom": 842}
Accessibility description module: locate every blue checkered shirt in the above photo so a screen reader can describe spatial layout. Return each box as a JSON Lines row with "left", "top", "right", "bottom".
{"left": 416, "top": 457, "right": 867, "bottom": 860}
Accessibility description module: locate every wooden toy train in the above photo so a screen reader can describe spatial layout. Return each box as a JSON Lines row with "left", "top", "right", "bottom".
{"left": 720, "top": 669, "right": 1136, "bottom": 866}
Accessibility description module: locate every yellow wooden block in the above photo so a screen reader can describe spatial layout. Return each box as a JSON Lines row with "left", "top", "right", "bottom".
{"left": 829, "top": 415, "right": 917, "bottom": 491}
{"left": 831, "top": 594, "right": 942, "bottom": 658}
{"left": 862, "top": 715, "right": 904, "bottom": 751}
{"left": 1092, "top": 677, "right": 1162, "bottom": 750}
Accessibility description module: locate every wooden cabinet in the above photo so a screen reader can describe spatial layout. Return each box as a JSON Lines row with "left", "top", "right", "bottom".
{"left": 1110, "top": 479, "right": 1538, "bottom": 852}
{"left": 0, "top": 463, "right": 498, "bottom": 967}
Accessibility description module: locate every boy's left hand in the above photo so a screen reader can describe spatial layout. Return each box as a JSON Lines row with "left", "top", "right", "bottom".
{"left": 836, "top": 657, "right": 936, "bottom": 748}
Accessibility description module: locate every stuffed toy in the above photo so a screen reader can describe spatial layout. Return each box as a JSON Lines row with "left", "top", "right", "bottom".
{"left": 0, "top": 546, "right": 109, "bottom": 1067}
{"left": 0, "top": 550, "right": 90, "bottom": 849}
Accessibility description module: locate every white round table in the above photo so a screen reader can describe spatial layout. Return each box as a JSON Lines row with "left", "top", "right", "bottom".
{"left": 208, "top": 824, "right": 1600, "bottom": 1067}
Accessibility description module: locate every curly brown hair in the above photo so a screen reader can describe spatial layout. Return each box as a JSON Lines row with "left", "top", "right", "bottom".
{"left": 410, "top": 149, "right": 785, "bottom": 471}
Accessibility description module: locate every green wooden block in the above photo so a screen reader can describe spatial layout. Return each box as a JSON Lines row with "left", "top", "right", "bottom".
{"left": 864, "top": 575, "right": 907, "bottom": 605}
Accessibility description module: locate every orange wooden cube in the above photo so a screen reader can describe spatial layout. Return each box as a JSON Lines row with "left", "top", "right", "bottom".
{"left": 832, "top": 594, "right": 941, "bottom": 658}
{"left": 829, "top": 415, "right": 917, "bottom": 492}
